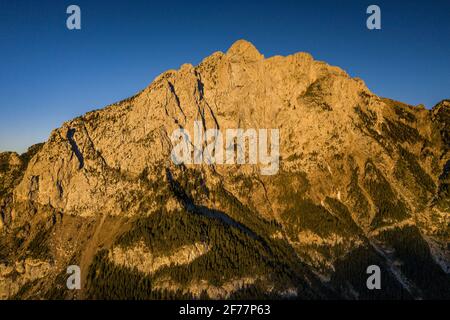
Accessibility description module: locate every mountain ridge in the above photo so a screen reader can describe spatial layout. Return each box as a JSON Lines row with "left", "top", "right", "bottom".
{"left": 0, "top": 40, "right": 449, "bottom": 299}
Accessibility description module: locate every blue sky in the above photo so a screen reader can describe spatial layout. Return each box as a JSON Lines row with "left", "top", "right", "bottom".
{"left": 0, "top": 0, "right": 449, "bottom": 153}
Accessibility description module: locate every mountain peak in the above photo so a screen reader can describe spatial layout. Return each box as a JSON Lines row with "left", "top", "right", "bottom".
{"left": 2, "top": 41, "right": 450, "bottom": 300}
{"left": 226, "top": 39, "right": 264, "bottom": 61}
{"left": 432, "top": 99, "right": 450, "bottom": 113}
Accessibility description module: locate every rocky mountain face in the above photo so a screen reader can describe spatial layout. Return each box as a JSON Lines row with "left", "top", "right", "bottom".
{"left": 0, "top": 40, "right": 449, "bottom": 299}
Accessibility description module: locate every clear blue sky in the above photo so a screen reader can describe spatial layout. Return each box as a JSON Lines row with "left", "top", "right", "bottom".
{"left": 1, "top": 0, "right": 449, "bottom": 153}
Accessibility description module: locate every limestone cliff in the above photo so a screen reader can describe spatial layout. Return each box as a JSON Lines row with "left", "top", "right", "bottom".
{"left": 0, "top": 40, "right": 449, "bottom": 299}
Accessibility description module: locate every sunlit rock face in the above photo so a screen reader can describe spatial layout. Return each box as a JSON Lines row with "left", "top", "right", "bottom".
{"left": 1, "top": 40, "right": 449, "bottom": 300}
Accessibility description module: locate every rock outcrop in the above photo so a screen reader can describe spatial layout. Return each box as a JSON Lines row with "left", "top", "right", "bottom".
{"left": 0, "top": 40, "right": 449, "bottom": 300}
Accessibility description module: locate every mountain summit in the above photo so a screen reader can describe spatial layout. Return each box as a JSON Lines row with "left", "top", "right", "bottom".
{"left": 1, "top": 40, "right": 449, "bottom": 299}
{"left": 226, "top": 39, "right": 264, "bottom": 61}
